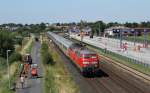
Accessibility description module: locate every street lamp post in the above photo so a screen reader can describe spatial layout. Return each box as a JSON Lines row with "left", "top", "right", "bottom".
{"left": 144, "top": 29, "right": 147, "bottom": 48}
{"left": 6, "top": 50, "right": 11, "bottom": 89}
{"left": 132, "top": 29, "right": 136, "bottom": 46}
{"left": 99, "top": 22, "right": 101, "bottom": 36}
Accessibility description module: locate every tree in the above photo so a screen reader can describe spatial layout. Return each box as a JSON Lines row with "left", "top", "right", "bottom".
{"left": 107, "top": 22, "right": 120, "bottom": 28}
{"left": 0, "top": 31, "right": 15, "bottom": 58}
{"left": 124, "top": 22, "right": 132, "bottom": 28}
{"left": 39, "top": 23, "right": 46, "bottom": 31}
{"left": 132, "top": 22, "right": 139, "bottom": 28}
{"left": 92, "top": 21, "right": 106, "bottom": 36}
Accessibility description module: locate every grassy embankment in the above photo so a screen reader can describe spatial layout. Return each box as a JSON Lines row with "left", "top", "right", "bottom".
{"left": 124, "top": 35, "right": 150, "bottom": 44}
{"left": 0, "top": 36, "right": 33, "bottom": 93}
{"left": 41, "top": 38, "right": 79, "bottom": 93}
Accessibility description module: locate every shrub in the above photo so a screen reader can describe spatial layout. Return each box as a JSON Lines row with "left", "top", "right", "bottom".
{"left": 9, "top": 52, "right": 22, "bottom": 64}
{"left": 0, "top": 31, "right": 15, "bottom": 58}
{"left": 0, "top": 57, "right": 7, "bottom": 70}
{"left": 41, "top": 43, "right": 54, "bottom": 65}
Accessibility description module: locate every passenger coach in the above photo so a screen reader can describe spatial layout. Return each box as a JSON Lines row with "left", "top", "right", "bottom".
{"left": 47, "top": 32, "right": 100, "bottom": 75}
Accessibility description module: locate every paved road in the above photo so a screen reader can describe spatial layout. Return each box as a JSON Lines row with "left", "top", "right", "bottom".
{"left": 16, "top": 41, "right": 43, "bottom": 93}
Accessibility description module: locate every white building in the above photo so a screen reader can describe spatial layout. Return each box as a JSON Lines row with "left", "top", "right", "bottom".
{"left": 104, "top": 26, "right": 131, "bottom": 37}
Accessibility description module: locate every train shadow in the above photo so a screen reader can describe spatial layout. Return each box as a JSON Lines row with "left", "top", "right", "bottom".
{"left": 84, "top": 69, "right": 109, "bottom": 78}
{"left": 95, "top": 69, "right": 109, "bottom": 77}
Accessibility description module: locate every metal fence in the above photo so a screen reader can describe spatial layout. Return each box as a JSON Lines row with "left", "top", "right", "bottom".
{"left": 86, "top": 42, "right": 150, "bottom": 68}
{"left": 105, "top": 49, "right": 150, "bottom": 68}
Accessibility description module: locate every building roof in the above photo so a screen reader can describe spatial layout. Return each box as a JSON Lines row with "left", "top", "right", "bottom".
{"left": 105, "top": 26, "right": 130, "bottom": 31}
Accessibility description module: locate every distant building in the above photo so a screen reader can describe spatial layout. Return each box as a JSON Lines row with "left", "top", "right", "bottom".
{"left": 104, "top": 26, "right": 150, "bottom": 37}
{"left": 104, "top": 26, "right": 131, "bottom": 37}
{"left": 82, "top": 26, "right": 92, "bottom": 35}
{"left": 69, "top": 26, "right": 92, "bottom": 35}
{"left": 5, "top": 26, "right": 19, "bottom": 31}
{"left": 133, "top": 28, "right": 150, "bottom": 36}
{"left": 69, "top": 26, "right": 80, "bottom": 33}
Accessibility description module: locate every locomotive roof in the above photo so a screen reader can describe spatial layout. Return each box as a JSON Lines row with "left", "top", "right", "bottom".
{"left": 70, "top": 43, "right": 96, "bottom": 54}
{"left": 69, "top": 43, "right": 84, "bottom": 49}
{"left": 80, "top": 49, "right": 96, "bottom": 55}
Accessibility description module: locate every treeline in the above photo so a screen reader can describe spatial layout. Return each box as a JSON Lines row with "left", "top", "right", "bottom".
{"left": 0, "top": 22, "right": 47, "bottom": 57}
{"left": 0, "top": 31, "right": 22, "bottom": 68}
{"left": 57, "top": 21, "right": 150, "bottom": 28}
{"left": 51, "top": 21, "right": 150, "bottom": 35}
{"left": 0, "top": 31, "right": 15, "bottom": 57}
{"left": 91, "top": 21, "right": 150, "bottom": 35}
{"left": 0, "top": 23, "right": 47, "bottom": 36}
{"left": 1, "top": 21, "right": 150, "bottom": 34}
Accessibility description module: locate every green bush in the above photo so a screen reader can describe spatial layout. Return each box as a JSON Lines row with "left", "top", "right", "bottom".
{"left": 0, "top": 57, "right": 7, "bottom": 70}
{"left": 41, "top": 43, "right": 54, "bottom": 65}
{"left": 0, "top": 31, "right": 15, "bottom": 58}
{"left": 14, "top": 36, "right": 23, "bottom": 45}
{"left": 9, "top": 52, "right": 22, "bottom": 64}
{"left": 41, "top": 43, "right": 49, "bottom": 50}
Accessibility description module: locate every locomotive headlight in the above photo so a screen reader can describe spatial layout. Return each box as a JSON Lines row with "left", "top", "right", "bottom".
{"left": 83, "top": 62, "right": 89, "bottom": 64}
{"left": 92, "top": 62, "right": 97, "bottom": 64}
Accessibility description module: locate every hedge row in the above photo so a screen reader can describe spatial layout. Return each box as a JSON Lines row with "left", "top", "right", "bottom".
{"left": 41, "top": 43, "right": 54, "bottom": 65}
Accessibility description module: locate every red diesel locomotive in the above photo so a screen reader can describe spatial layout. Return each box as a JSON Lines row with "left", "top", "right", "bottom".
{"left": 47, "top": 32, "right": 100, "bottom": 74}
{"left": 68, "top": 43, "right": 99, "bottom": 73}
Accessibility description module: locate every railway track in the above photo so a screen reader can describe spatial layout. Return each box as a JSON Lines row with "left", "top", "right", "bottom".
{"left": 47, "top": 35, "right": 150, "bottom": 93}
{"left": 69, "top": 37, "right": 150, "bottom": 81}
{"left": 47, "top": 40, "right": 116, "bottom": 93}
{"left": 72, "top": 37, "right": 150, "bottom": 82}
{"left": 101, "top": 55, "right": 150, "bottom": 82}
{"left": 101, "top": 64, "right": 147, "bottom": 93}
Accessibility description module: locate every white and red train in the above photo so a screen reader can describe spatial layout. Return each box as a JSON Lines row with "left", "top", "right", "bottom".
{"left": 47, "top": 32, "right": 100, "bottom": 75}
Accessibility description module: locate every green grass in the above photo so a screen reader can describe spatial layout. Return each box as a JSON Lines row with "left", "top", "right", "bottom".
{"left": 44, "top": 66, "right": 59, "bottom": 93}
{"left": 0, "top": 57, "right": 7, "bottom": 70}
{"left": 25, "top": 41, "right": 33, "bottom": 53}
{"left": 0, "top": 62, "right": 18, "bottom": 93}
{"left": 22, "top": 37, "right": 29, "bottom": 46}
{"left": 0, "top": 76, "right": 17, "bottom": 93}
{"left": 123, "top": 35, "right": 150, "bottom": 44}
{"left": 42, "top": 41, "right": 79, "bottom": 93}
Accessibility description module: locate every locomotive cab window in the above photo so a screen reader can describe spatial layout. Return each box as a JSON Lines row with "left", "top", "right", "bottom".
{"left": 83, "top": 54, "right": 97, "bottom": 58}
{"left": 83, "top": 54, "right": 90, "bottom": 58}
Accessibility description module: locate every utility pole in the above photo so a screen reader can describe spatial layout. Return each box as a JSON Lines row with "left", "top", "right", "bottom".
{"left": 120, "top": 29, "right": 122, "bottom": 48}
{"left": 132, "top": 29, "right": 136, "bottom": 46}
{"left": 80, "top": 20, "right": 84, "bottom": 44}
{"left": 144, "top": 29, "right": 147, "bottom": 48}
{"left": 99, "top": 22, "right": 101, "bottom": 36}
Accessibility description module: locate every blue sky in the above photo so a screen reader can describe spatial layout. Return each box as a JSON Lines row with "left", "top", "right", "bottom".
{"left": 0, "top": 0, "right": 150, "bottom": 24}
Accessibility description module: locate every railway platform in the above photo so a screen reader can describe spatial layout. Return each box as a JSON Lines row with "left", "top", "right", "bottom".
{"left": 70, "top": 34, "right": 150, "bottom": 66}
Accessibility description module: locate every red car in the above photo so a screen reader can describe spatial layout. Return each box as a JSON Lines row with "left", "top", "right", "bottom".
{"left": 31, "top": 64, "right": 38, "bottom": 77}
